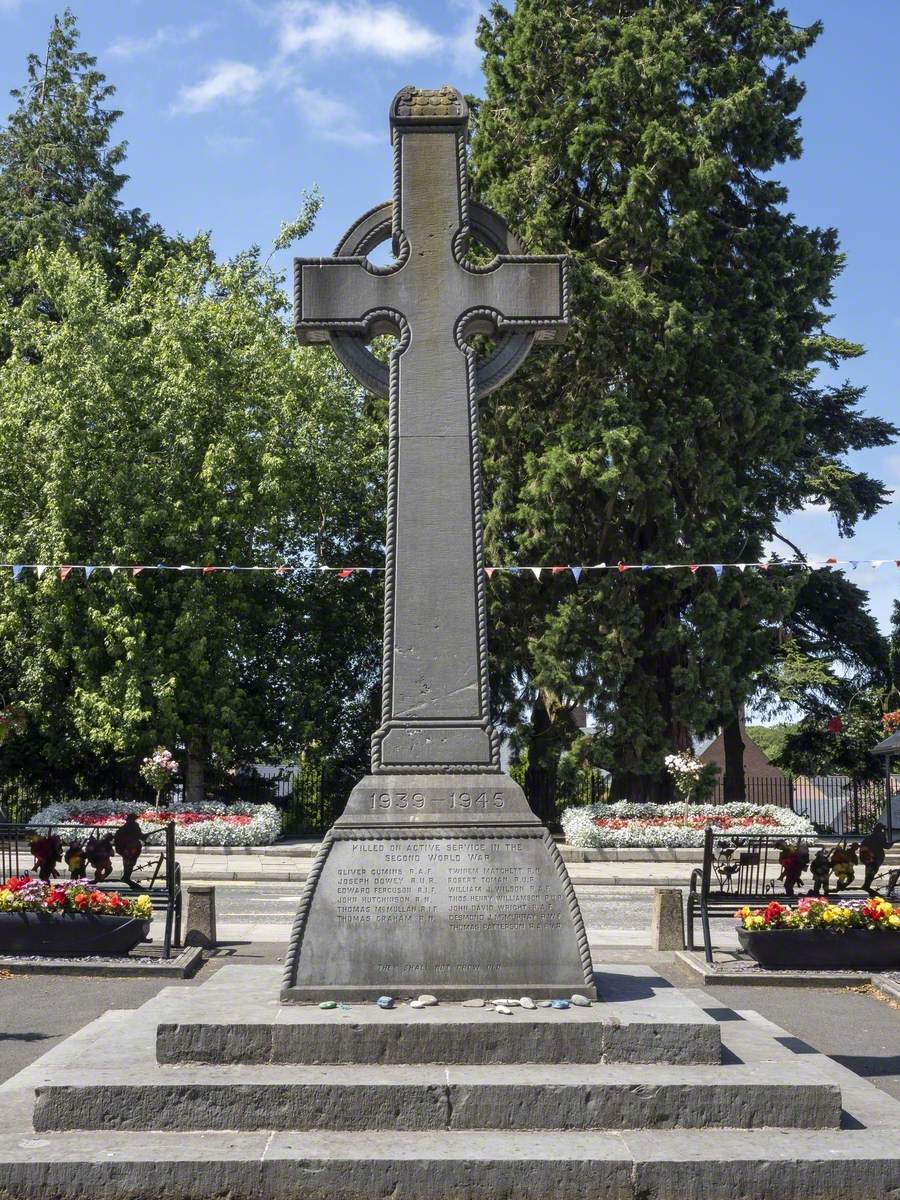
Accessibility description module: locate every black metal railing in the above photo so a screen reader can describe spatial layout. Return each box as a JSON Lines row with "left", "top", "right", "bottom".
{"left": 0, "top": 819, "right": 181, "bottom": 957}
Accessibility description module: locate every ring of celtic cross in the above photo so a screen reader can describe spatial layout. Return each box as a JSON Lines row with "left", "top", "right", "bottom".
{"left": 327, "top": 201, "right": 537, "bottom": 401}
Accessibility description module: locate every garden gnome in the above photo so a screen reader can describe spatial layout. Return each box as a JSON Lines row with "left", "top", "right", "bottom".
{"left": 810, "top": 847, "right": 831, "bottom": 896}
{"left": 777, "top": 840, "right": 809, "bottom": 896}
{"left": 114, "top": 814, "right": 144, "bottom": 884}
{"left": 858, "top": 823, "right": 888, "bottom": 894}
{"left": 64, "top": 839, "right": 86, "bottom": 879}
{"left": 830, "top": 842, "right": 858, "bottom": 890}
{"left": 84, "top": 832, "right": 114, "bottom": 882}
{"left": 29, "top": 832, "right": 62, "bottom": 881}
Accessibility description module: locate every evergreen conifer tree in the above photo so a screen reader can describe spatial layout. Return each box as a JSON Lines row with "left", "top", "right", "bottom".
{"left": 0, "top": 9, "right": 158, "bottom": 307}
{"left": 471, "top": 0, "right": 895, "bottom": 802}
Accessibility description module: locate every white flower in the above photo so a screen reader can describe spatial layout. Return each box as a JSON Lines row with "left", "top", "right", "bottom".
{"left": 26, "top": 800, "right": 283, "bottom": 846}
{"left": 560, "top": 800, "right": 815, "bottom": 849}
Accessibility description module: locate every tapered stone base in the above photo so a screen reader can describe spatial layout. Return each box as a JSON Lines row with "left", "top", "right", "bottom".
{"left": 281, "top": 774, "right": 595, "bottom": 1001}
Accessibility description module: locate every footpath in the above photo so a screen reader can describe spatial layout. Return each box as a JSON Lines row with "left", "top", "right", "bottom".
{"left": 173, "top": 842, "right": 714, "bottom": 887}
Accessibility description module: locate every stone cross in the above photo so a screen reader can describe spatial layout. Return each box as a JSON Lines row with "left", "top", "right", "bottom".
{"left": 295, "top": 85, "right": 567, "bottom": 773}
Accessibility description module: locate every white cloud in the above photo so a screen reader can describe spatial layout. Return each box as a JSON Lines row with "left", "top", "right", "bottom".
{"left": 275, "top": 0, "right": 442, "bottom": 60}
{"left": 172, "top": 61, "right": 265, "bottom": 115}
{"left": 294, "top": 85, "right": 378, "bottom": 145}
{"left": 107, "top": 23, "right": 209, "bottom": 60}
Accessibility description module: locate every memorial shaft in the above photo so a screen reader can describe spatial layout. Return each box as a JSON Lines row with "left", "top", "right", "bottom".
{"left": 283, "top": 86, "right": 593, "bottom": 1002}
{"left": 295, "top": 85, "right": 566, "bottom": 772}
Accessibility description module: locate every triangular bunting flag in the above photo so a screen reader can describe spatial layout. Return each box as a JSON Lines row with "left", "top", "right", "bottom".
{"left": 508, "top": 567, "right": 520, "bottom": 576}
{"left": 551, "top": 565, "right": 567, "bottom": 575}
{"left": 366, "top": 567, "right": 375, "bottom": 576}
{"left": 713, "top": 565, "right": 723, "bottom": 579}
{"left": 689, "top": 564, "right": 699, "bottom": 574}
{"left": 758, "top": 562, "right": 769, "bottom": 571}
{"left": 60, "top": 566, "right": 73, "bottom": 580}
{"left": 338, "top": 568, "right": 354, "bottom": 579}
{"left": 641, "top": 564, "right": 652, "bottom": 571}
{"left": 484, "top": 567, "right": 496, "bottom": 578}
{"left": 36, "top": 565, "right": 47, "bottom": 579}
{"left": 530, "top": 567, "right": 542, "bottom": 581}
{"left": 736, "top": 564, "right": 746, "bottom": 573}
{"left": 872, "top": 560, "right": 884, "bottom": 569}
{"left": 178, "top": 564, "right": 192, "bottom": 571}
{"left": 592, "top": 563, "right": 606, "bottom": 570}
{"left": 84, "top": 566, "right": 95, "bottom": 579}
{"left": 826, "top": 556, "right": 838, "bottom": 564}
{"left": 132, "top": 566, "right": 145, "bottom": 577}
{"left": 571, "top": 566, "right": 582, "bottom": 582}
{"left": 275, "top": 566, "right": 290, "bottom": 575}
{"left": 202, "top": 566, "right": 218, "bottom": 575}
{"left": 850, "top": 560, "right": 859, "bottom": 570}
{"left": 11, "top": 565, "right": 24, "bottom": 581}
{"left": 109, "top": 565, "right": 119, "bottom": 575}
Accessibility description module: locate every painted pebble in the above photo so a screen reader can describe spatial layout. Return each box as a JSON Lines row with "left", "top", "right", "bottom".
{"left": 409, "top": 999, "right": 425, "bottom": 1009}
{"left": 537, "top": 1000, "right": 553, "bottom": 1008}
{"left": 417, "top": 994, "right": 438, "bottom": 1006}
{"left": 376, "top": 996, "right": 394, "bottom": 1009}
{"left": 318, "top": 1001, "right": 337, "bottom": 1010}
{"left": 462, "top": 998, "right": 485, "bottom": 1008}
{"left": 494, "top": 1004, "right": 514, "bottom": 1015}
{"left": 550, "top": 999, "right": 571, "bottom": 1010}
{"left": 338, "top": 1002, "right": 352, "bottom": 1009}
{"left": 571, "top": 994, "right": 592, "bottom": 1007}
{"left": 519, "top": 997, "right": 536, "bottom": 1009}
{"left": 495, "top": 998, "right": 520, "bottom": 1006}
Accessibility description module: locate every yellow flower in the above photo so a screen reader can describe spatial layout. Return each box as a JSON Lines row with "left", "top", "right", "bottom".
{"left": 889, "top": 915, "right": 900, "bottom": 928}
{"left": 822, "top": 909, "right": 835, "bottom": 923}
{"left": 132, "top": 895, "right": 153, "bottom": 920}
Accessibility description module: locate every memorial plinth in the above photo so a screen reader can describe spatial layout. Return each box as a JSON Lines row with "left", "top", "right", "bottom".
{"left": 282, "top": 85, "right": 594, "bottom": 1002}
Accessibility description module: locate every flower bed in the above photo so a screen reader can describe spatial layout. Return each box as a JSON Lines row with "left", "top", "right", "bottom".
{"left": 0, "top": 875, "right": 154, "bottom": 918}
{"left": 561, "top": 800, "right": 816, "bottom": 848}
{"left": 25, "top": 801, "right": 282, "bottom": 846}
{"left": 735, "top": 897, "right": 900, "bottom": 970}
{"left": 0, "top": 875, "right": 154, "bottom": 956}
{"left": 735, "top": 895, "right": 900, "bottom": 934}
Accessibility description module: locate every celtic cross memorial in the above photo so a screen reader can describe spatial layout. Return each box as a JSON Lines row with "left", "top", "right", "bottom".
{"left": 282, "top": 86, "right": 594, "bottom": 1001}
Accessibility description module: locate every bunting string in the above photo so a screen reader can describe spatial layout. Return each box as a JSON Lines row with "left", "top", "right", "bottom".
{"left": 0, "top": 556, "right": 897, "bottom": 582}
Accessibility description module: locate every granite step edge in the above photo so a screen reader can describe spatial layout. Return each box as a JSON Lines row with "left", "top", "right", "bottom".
{"left": 0, "top": 1128, "right": 898, "bottom": 1200}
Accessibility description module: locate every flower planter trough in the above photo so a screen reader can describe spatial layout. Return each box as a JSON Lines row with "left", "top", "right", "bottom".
{"left": 738, "top": 928, "right": 900, "bottom": 972}
{"left": 0, "top": 911, "right": 150, "bottom": 957}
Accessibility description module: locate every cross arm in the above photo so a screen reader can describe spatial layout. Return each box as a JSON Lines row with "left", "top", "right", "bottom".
{"left": 294, "top": 256, "right": 396, "bottom": 345}
{"left": 465, "top": 256, "right": 568, "bottom": 343}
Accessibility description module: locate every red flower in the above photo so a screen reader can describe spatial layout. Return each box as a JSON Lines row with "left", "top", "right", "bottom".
{"left": 764, "top": 901, "right": 786, "bottom": 926}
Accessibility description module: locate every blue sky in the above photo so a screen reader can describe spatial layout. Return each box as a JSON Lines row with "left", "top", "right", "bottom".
{"left": 1, "top": 1, "right": 898, "bottom": 630}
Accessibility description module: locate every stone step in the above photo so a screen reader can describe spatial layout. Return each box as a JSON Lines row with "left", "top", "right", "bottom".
{"left": 33, "top": 1062, "right": 840, "bottom": 1133}
{"left": 0, "top": 1127, "right": 898, "bottom": 1199}
{"left": 157, "top": 1007, "right": 721, "bottom": 1067}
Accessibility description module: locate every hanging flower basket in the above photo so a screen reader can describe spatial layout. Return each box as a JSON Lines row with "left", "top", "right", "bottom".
{"left": 0, "top": 876, "right": 152, "bottom": 957}
{"left": 736, "top": 896, "right": 900, "bottom": 971}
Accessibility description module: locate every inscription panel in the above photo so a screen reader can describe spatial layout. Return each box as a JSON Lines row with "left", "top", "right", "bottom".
{"left": 293, "top": 831, "right": 585, "bottom": 991}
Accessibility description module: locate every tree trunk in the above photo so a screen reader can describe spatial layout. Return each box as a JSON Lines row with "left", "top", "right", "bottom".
{"left": 185, "top": 744, "right": 206, "bottom": 807}
{"left": 722, "top": 715, "right": 746, "bottom": 802}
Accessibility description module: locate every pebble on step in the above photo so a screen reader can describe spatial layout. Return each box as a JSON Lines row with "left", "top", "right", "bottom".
{"left": 519, "top": 997, "right": 536, "bottom": 1009}
{"left": 462, "top": 998, "right": 485, "bottom": 1008}
{"left": 494, "top": 1004, "right": 514, "bottom": 1015}
{"left": 416, "top": 994, "right": 438, "bottom": 1006}
{"left": 376, "top": 996, "right": 394, "bottom": 1009}
{"left": 551, "top": 999, "right": 571, "bottom": 1010}
{"left": 571, "top": 994, "right": 592, "bottom": 1007}
{"left": 318, "top": 1001, "right": 337, "bottom": 1010}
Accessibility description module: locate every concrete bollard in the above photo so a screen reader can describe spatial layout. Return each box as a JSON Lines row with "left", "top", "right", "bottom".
{"left": 184, "top": 885, "right": 217, "bottom": 948}
{"left": 651, "top": 887, "right": 685, "bottom": 951}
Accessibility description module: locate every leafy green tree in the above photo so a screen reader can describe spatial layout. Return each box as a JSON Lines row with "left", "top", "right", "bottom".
{"left": 471, "top": 0, "right": 894, "bottom": 801}
{"left": 0, "top": 9, "right": 159, "bottom": 308}
{"left": 0, "top": 239, "right": 383, "bottom": 801}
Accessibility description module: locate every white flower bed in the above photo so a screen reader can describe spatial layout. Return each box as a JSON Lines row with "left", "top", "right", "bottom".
{"left": 561, "top": 800, "right": 816, "bottom": 849}
{"left": 26, "top": 800, "right": 282, "bottom": 846}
